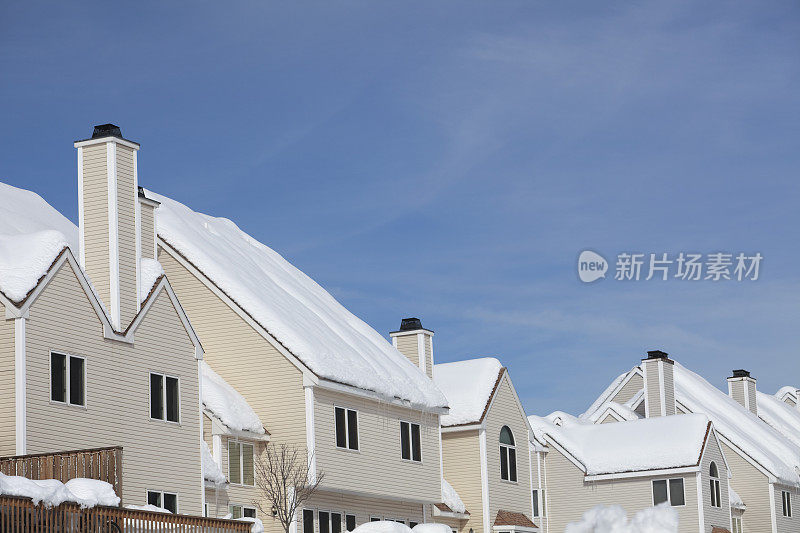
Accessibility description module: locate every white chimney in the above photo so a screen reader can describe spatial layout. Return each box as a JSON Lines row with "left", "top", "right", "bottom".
{"left": 390, "top": 318, "right": 434, "bottom": 379}
{"left": 74, "top": 124, "right": 142, "bottom": 331}
{"left": 727, "top": 370, "right": 758, "bottom": 416}
{"left": 641, "top": 350, "right": 676, "bottom": 417}
{"left": 138, "top": 187, "right": 160, "bottom": 260}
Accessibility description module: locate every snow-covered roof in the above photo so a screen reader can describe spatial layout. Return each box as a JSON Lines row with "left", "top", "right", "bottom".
{"left": 150, "top": 191, "right": 447, "bottom": 410}
{"left": 441, "top": 478, "right": 466, "bottom": 514}
{"left": 582, "top": 363, "right": 800, "bottom": 486}
{"left": 201, "top": 361, "right": 265, "bottom": 435}
{"left": 757, "top": 391, "right": 800, "bottom": 450}
{"left": 672, "top": 363, "right": 800, "bottom": 486}
{"left": 0, "top": 182, "right": 163, "bottom": 307}
{"left": 202, "top": 441, "right": 226, "bottom": 486}
{"left": 584, "top": 400, "right": 641, "bottom": 424}
{"left": 433, "top": 357, "right": 503, "bottom": 426}
{"left": 528, "top": 412, "right": 711, "bottom": 476}
{"left": 729, "top": 486, "right": 745, "bottom": 511}
{"left": 775, "top": 386, "right": 798, "bottom": 402}
{"left": 581, "top": 371, "right": 630, "bottom": 420}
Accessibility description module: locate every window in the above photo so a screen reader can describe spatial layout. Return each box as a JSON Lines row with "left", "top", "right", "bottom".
{"left": 499, "top": 426, "right": 517, "bottom": 482}
{"left": 150, "top": 373, "right": 179, "bottom": 422}
{"left": 532, "top": 489, "right": 539, "bottom": 518}
{"left": 370, "top": 517, "right": 381, "bottom": 522}
{"left": 346, "top": 514, "right": 356, "bottom": 532}
{"left": 400, "top": 421, "right": 421, "bottom": 462}
{"left": 303, "top": 510, "right": 315, "bottom": 533}
{"left": 335, "top": 407, "right": 359, "bottom": 450}
{"left": 709, "top": 462, "right": 721, "bottom": 508}
{"left": 652, "top": 479, "right": 685, "bottom": 507}
{"left": 409, "top": 522, "right": 418, "bottom": 529}
{"left": 228, "top": 441, "right": 254, "bottom": 486}
{"left": 204, "top": 503, "right": 208, "bottom": 517}
{"left": 319, "top": 511, "right": 342, "bottom": 533}
{"left": 732, "top": 516, "right": 743, "bottom": 533}
{"left": 230, "top": 505, "right": 256, "bottom": 519}
{"left": 50, "top": 352, "right": 85, "bottom": 407}
{"left": 147, "top": 490, "right": 178, "bottom": 513}
{"left": 782, "top": 491, "right": 792, "bottom": 517}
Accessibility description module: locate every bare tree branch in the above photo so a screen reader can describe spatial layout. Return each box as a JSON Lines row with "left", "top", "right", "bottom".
{"left": 254, "top": 443, "right": 324, "bottom": 533}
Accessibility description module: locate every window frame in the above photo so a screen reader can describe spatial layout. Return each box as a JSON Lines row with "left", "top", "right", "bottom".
{"left": 334, "top": 406, "right": 359, "bottom": 451}
{"left": 49, "top": 351, "right": 87, "bottom": 408}
{"left": 146, "top": 490, "right": 178, "bottom": 514}
{"left": 149, "top": 372, "right": 181, "bottom": 424}
{"left": 652, "top": 478, "right": 686, "bottom": 507}
{"left": 782, "top": 490, "right": 792, "bottom": 518}
{"left": 400, "top": 420, "right": 422, "bottom": 463}
{"left": 230, "top": 504, "right": 257, "bottom": 519}
{"left": 227, "top": 439, "right": 255, "bottom": 487}
{"left": 732, "top": 516, "right": 743, "bottom": 533}
{"left": 499, "top": 425, "right": 517, "bottom": 483}
{"left": 532, "top": 489, "right": 540, "bottom": 518}
{"left": 709, "top": 462, "right": 721, "bottom": 508}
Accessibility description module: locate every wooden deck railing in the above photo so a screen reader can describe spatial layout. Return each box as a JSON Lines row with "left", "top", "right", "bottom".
{"left": 0, "top": 447, "right": 123, "bottom": 500}
{"left": 0, "top": 495, "right": 253, "bottom": 532}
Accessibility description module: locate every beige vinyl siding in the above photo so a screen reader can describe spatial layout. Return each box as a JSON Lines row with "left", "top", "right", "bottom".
{"left": 395, "top": 335, "right": 419, "bottom": 368}
{"left": 24, "top": 261, "right": 203, "bottom": 513}
{"left": 313, "top": 387, "right": 440, "bottom": 502}
{"left": 747, "top": 386, "right": 758, "bottom": 416}
{"left": 599, "top": 414, "right": 617, "bottom": 424}
{"left": 140, "top": 202, "right": 156, "bottom": 260}
{"left": 484, "top": 374, "right": 533, "bottom": 529}
{"left": 0, "top": 305, "right": 14, "bottom": 455}
{"left": 721, "top": 441, "right": 771, "bottom": 533}
{"left": 423, "top": 336, "right": 433, "bottom": 379}
{"left": 300, "top": 489, "right": 426, "bottom": 533}
{"left": 81, "top": 143, "right": 110, "bottom": 308}
{"left": 783, "top": 396, "right": 796, "bottom": 407}
{"left": 663, "top": 364, "right": 676, "bottom": 416}
{"left": 700, "top": 432, "right": 731, "bottom": 533}
{"left": 433, "top": 515, "right": 466, "bottom": 533}
{"left": 773, "top": 484, "right": 797, "bottom": 533}
{"left": 544, "top": 447, "right": 699, "bottom": 533}
{"left": 612, "top": 373, "right": 643, "bottom": 405}
{"left": 441, "top": 430, "right": 483, "bottom": 533}
{"left": 644, "top": 362, "right": 661, "bottom": 416}
{"left": 115, "top": 144, "right": 138, "bottom": 327}
{"left": 730, "top": 383, "right": 746, "bottom": 410}
{"left": 158, "top": 248, "right": 306, "bottom": 448}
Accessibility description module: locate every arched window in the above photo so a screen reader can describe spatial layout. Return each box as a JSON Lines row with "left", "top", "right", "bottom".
{"left": 499, "top": 426, "right": 517, "bottom": 482}
{"left": 709, "top": 461, "right": 721, "bottom": 508}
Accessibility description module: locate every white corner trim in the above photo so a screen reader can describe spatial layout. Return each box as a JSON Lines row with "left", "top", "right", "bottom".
{"left": 197, "top": 361, "right": 206, "bottom": 512}
{"left": 438, "top": 420, "right": 444, "bottom": 502}
{"left": 479, "top": 428, "right": 491, "bottom": 533}
{"left": 106, "top": 141, "right": 121, "bottom": 330}
{"left": 212, "top": 434, "right": 223, "bottom": 468}
{"left": 305, "top": 386, "right": 317, "bottom": 484}
{"left": 77, "top": 147, "right": 86, "bottom": 270}
{"left": 768, "top": 482, "right": 778, "bottom": 533}
{"left": 658, "top": 361, "right": 666, "bottom": 416}
{"left": 134, "top": 149, "right": 142, "bottom": 310}
{"left": 14, "top": 317, "right": 26, "bottom": 455}
{"left": 643, "top": 363, "right": 651, "bottom": 418}
{"left": 417, "top": 333, "right": 426, "bottom": 374}
{"left": 429, "top": 334, "right": 435, "bottom": 369}
{"left": 696, "top": 471, "right": 705, "bottom": 533}
{"left": 392, "top": 336, "right": 398, "bottom": 348}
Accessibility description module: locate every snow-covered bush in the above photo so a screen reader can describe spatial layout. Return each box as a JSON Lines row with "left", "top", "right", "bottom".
{"left": 565, "top": 503, "right": 678, "bottom": 533}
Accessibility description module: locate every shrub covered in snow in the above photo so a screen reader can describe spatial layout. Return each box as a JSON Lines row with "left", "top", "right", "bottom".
{"left": 565, "top": 504, "right": 678, "bottom": 533}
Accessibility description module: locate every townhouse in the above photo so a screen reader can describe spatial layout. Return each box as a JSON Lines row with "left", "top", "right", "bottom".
{"left": 580, "top": 351, "right": 800, "bottom": 533}
{"left": 528, "top": 412, "right": 733, "bottom": 533}
{"left": 150, "top": 190, "right": 450, "bottom": 531}
{"left": 0, "top": 125, "right": 206, "bottom": 514}
{"left": 403, "top": 348, "right": 536, "bottom": 533}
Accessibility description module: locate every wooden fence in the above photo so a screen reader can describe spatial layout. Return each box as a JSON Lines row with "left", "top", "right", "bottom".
{"left": 0, "top": 495, "right": 253, "bottom": 532}
{"left": 0, "top": 447, "right": 123, "bottom": 501}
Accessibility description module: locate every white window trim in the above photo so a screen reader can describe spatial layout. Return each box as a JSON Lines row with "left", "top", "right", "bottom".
{"left": 782, "top": 490, "right": 792, "bottom": 517}
{"left": 652, "top": 478, "right": 686, "bottom": 507}
{"left": 146, "top": 489, "right": 178, "bottom": 514}
{"left": 228, "top": 439, "right": 255, "bottom": 487}
{"left": 709, "top": 463, "right": 721, "bottom": 508}
{"left": 732, "top": 516, "right": 743, "bottom": 533}
{"left": 400, "top": 420, "right": 423, "bottom": 463}
{"left": 49, "top": 351, "right": 87, "bottom": 408}
{"left": 500, "top": 427, "right": 517, "bottom": 483}
{"left": 334, "top": 405, "right": 359, "bottom": 452}
{"left": 230, "top": 504, "right": 257, "bottom": 519}
{"left": 149, "top": 372, "right": 181, "bottom": 424}
{"left": 317, "top": 509, "right": 344, "bottom": 533}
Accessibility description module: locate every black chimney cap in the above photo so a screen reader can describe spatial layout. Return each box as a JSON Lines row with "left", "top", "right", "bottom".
{"left": 400, "top": 318, "right": 423, "bottom": 331}
{"left": 731, "top": 369, "right": 752, "bottom": 379}
{"left": 92, "top": 124, "right": 123, "bottom": 139}
{"left": 646, "top": 350, "right": 669, "bottom": 359}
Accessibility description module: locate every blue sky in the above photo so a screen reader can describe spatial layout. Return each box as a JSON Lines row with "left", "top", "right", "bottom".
{"left": 2, "top": 1, "right": 799, "bottom": 415}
